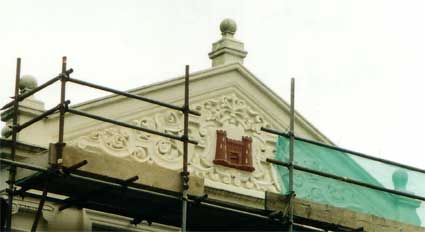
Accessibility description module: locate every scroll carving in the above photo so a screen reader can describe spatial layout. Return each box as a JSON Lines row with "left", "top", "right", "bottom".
{"left": 72, "top": 94, "right": 281, "bottom": 193}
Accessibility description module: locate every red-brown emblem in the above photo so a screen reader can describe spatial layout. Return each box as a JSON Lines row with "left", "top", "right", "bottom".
{"left": 213, "top": 130, "right": 255, "bottom": 172}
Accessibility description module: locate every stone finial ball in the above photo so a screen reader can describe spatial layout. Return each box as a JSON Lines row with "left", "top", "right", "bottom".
{"left": 392, "top": 169, "right": 408, "bottom": 190}
{"left": 19, "top": 75, "right": 38, "bottom": 92}
{"left": 220, "top": 18, "right": 237, "bottom": 35}
{"left": 1, "top": 125, "right": 12, "bottom": 138}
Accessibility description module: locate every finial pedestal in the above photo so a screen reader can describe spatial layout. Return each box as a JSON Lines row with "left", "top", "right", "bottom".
{"left": 209, "top": 19, "right": 247, "bottom": 67}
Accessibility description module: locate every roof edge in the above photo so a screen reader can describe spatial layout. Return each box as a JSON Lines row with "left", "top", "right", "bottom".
{"left": 49, "top": 62, "right": 333, "bottom": 145}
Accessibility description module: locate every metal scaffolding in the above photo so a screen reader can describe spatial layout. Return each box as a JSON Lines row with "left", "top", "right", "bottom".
{"left": 260, "top": 79, "right": 425, "bottom": 232}
{"left": 1, "top": 57, "right": 424, "bottom": 232}
{"left": 1, "top": 57, "right": 200, "bottom": 232}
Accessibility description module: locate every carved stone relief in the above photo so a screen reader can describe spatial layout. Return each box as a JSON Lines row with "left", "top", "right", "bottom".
{"left": 276, "top": 141, "right": 383, "bottom": 216}
{"left": 11, "top": 199, "right": 55, "bottom": 215}
{"left": 73, "top": 94, "right": 281, "bottom": 193}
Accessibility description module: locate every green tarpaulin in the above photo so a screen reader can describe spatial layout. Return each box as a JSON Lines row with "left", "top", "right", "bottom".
{"left": 275, "top": 136, "right": 423, "bottom": 226}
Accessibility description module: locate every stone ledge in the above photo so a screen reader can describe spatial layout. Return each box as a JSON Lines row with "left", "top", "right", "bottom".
{"left": 62, "top": 145, "right": 204, "bottom": 196}
{"left": 203, "top": 189, "right": 424, "bottom": 231}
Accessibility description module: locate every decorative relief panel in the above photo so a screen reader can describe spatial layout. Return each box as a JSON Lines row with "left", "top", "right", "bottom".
{"left": 214, "top": 130, "right": 254, "bottom": 172}
{"left": 73, "top": 94, "right": 281, "bottom": 193}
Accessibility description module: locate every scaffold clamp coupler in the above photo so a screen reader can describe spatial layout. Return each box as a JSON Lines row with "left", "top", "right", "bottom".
{"left": 12, "top": 124, "right": 21, "bottom": 132}
{"left": 60, "top": 69, "right": 73, "bottom": 79}
{"left": 63, "top": 100, "right": 71, "bottom": 110}
{"left": 5, "top": 188, "right": 15, "bottom": 195}
{"left": 181, "top": 135, "right": 189, "bottom": 142}
{"left": 287, "top": 131, "right": 294, "bottom": 137}
{"left": 55, "top": 142, "right": 66, "bottom": 149}
{"left": 182, "top": 104, "right": 189, "bottom": 113}
{"left": 268, "top": 210, "right": 284, "bottom": 221}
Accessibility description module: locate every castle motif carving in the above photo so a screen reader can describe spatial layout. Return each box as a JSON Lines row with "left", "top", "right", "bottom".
{"left": 214, "top": 130, "right": 254, "bottom": 172}
{"left": 73, "top": 94, "right": 281, "bottom": 193}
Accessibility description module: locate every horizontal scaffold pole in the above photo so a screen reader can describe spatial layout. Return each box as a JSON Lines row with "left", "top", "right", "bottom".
{"left": 1, "top": 69, "right": 73, "bottom": 111}
{"left": 66, "top": 107, "right": 198, "bottom": 145}
{"left": 62, "top": 160, "right": 88, "bottom": 174}
{"left": 68, "top": 173, "right": 181, "bottom": 200}
{"left": 0, "top": 158, "right": 47, "bottom": 172}
{"left": 67, "top": 77, "right": 201, "bottom": 116}
{"left": 266, "top": 158, "right": 425, "bottom": 202}
{"left": 14, "top": 102, "right": 68, "bottom": 132}
{"left": 2, "top": 156, "right": 360, "bottom": 231}
{"left": 261, "top": 127, "right": 425, "bottom": 174}
{"left": 58, "top": 175, "right": 138, "bottom": 211}
{"left": 0, "top": 158, "right": 182, "bottom": 201}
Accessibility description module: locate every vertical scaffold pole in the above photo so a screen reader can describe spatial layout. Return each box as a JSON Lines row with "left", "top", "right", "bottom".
{"left": 31, "top": 57, "right": 67, "bottom": 231}
{"left": 181, "top": 65, "right": 190, "bottom": 232}
{"left": 288, "top": 78, "right": 295, "bottom": 232}
{"left": 31, "top": 56, "right": 66, "bottom": 232}
{"left": 6, "top": 58, "right": 21, "bottom": 232}
{"left": 57, "top": 56, "right": 67, "bottom": 164}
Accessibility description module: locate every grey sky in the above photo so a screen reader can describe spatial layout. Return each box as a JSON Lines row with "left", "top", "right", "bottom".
{"left": 1, "top": 0, "right": 424, "bottom": 172}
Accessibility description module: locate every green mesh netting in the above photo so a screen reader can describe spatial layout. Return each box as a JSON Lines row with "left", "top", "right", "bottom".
{"left": 275, "top": 136, "right": 424, "bottom": 226}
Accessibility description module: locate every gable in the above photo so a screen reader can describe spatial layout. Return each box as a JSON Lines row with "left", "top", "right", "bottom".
{"left": 56, "top": 63, "right": 338, "bottom": 197}
{"left": 54, "top": 63, "right": 331, "bottom": 145}
{"left": 8, "top": 59, "right": 420, "bottom": 225}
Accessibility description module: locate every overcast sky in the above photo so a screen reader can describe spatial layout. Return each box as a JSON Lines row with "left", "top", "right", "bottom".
{"left": 1, "top": 0, "right": 424, "bottom": 172}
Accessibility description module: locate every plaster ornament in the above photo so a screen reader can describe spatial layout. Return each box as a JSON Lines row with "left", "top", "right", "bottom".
{"left": 72, "top": 94, "right": 281, "bottom": 193}
{"left": 11, "top": 203, "right": 19, "bottom": 214}
{"left": 19, "top": 74, "right": 38, "bottom": 93}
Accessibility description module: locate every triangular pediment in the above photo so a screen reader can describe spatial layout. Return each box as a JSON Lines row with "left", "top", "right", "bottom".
{"left": 57, "top": 63, "right": 381, "bottom": 200}
{"left": 58, "top": 63, "right": 334, "bottom": 197}
{"left": 63, "top": 63, "right": 331, "bottom": 144}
